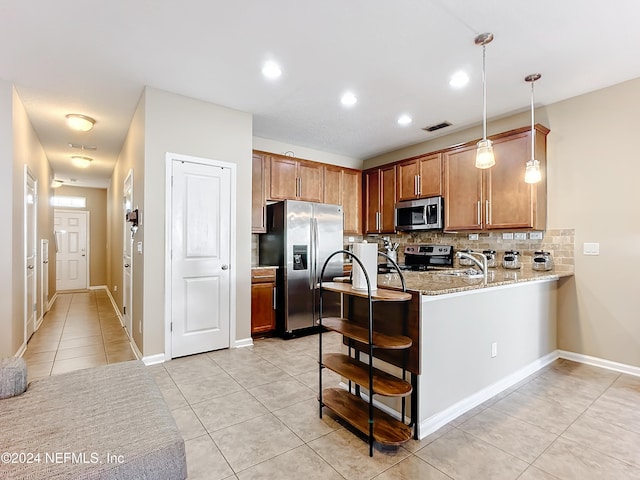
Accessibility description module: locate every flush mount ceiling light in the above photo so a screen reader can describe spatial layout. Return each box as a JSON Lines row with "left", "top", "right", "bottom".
{"left": 51, "top": 179, "right": 64, "bottom": 188}
{"left": 65, "top": 114, "right": 95, "bottom": 132}
{"left": 340, "top": 92, "right": 357, "bottom": 107}
{"left": 261, "top": 61, "right": 282, "bottom": 79}
{"left": 524, "top": 73, "right": 542, "bottom": 184}
{"left": 71, "top": 155, "right": 93, "bottom": 168}
{"left": 475, "top": 32, "right": 495, "bottom": 169}
{"left": 397, "top": 114, "right": 412, "bottom": 126}
{"left": 449, "top": 71, "right": 469, "bottom": 88}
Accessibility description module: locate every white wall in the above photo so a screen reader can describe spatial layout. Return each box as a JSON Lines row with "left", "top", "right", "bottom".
{"left": 142, "top": 87, "right": 253, "bottom": 356}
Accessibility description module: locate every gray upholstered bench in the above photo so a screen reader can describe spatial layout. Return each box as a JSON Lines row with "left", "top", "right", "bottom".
{"left": 0, "top": 359, "right": 186, "bottom": 479}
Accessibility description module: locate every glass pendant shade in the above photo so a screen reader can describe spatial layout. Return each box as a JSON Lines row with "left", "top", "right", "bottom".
{"left": 524, "top": 159, "right": 542, "bottom": 183}
{"left": 475, "top": 139, "right": 495, "bottom": 169}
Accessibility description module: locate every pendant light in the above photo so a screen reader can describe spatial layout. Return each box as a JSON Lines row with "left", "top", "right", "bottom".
{"left": 475, "top": 32, "right": 495, "bottom": 169}
{"left": 524, "top": 73, "right": 542, "bottom": 183}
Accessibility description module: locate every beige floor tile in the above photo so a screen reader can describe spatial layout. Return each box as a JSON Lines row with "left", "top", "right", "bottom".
{"left": 164, "top": 354, "right": 220, "bottom": 383}
{"left": 58, "top": 335, "right": 103, "bottom": 349}
{"left": 415, "top": 428, "right": 528, "bottom": 480}
{"left": 237, "top": 445, "right": 342, "bottom": 480}
{"left": 210, "top": 414, "right": 303, "bottom": 472}
{"left": 533, "top": 437, "right": 640, "bottom": 480}
{"left": 294, "top": 367, "right": 342, "bottom": 394}
{"left": 51, "top": 353, "right": 107, "bottom": 375}
{"left": 55, "top": 343, "right": 106, "bottom": 360}
{"left": 23, "top": 349, "right": 57, "bottom": 365}
{"left": 61, "top": 327, "right": 103, "bottom": 340}
{"left": 308, "top": 428, "right": 410, "bottom": 480}
{"left": 171, "top": 405, "right": 207, "bottom": 441}
{"left": 458, "top": 407, "right": 557, "bottom": 463}
{"left": 25, "top": 339, "right": 61, "bottom": 354}
{"left": 600, "top": 374, "right": 640, "bottom": 409}
{"left": 26, "top": 362, "right": 53, "bottom": 381}
{"left": 402, "top": 424, "right": 453, "bottom": 453}
{"left": 207, "top": 347, "right": 261, "bottom": 370}
{"left": 106, "top": 349, "right": 137, "bottom": 364}
{"left": 372, "top": 455, "right": 452, "bottom": 480}
{"left": 492, "top": 390, "right": 581, "bottom": 435}
{"left": 257, "top": 351, "right": 319, "bottom": 376}
{"left": 175, "top": 370, "right": 244, "bottom": 404}
{"left": 104, "top": 340, "right": 133, "bottom": 354}
{"left": 223, "top": 359, "right": 291, "bottom": 388}
{"left": 273, "top": 398, "right": 340, "bottom": 442}
{"left": 562, "top": 413, "right": 640, "bottom": 468}
{"left": 518, "top": 465, "right": 563, "bottom": 480}
{"left": 248, "top": 377, "right": 315, "bottom": 411}
{"left": 185, "top": 435, "right": 234, "bottom": 480}
{"left": 156, "top": 381, "right": 189, "bottom": 411}
{"left": 192, "top": 390, "right": 269, "bottom": 432}
{"left": 587, "top": 393, "right": 640, "bottom": 434}
{"left": 515, "top": 372, "right": 601, "bottom": 413}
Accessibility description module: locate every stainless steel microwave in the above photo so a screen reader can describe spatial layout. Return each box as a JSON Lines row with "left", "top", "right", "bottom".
{"left": 394, "top": 196, "right": 444, "bottom": 231}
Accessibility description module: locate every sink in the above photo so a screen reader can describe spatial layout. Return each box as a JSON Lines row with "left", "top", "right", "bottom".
{"left": 437, "top": 268, "right": 485, "bottom": 279}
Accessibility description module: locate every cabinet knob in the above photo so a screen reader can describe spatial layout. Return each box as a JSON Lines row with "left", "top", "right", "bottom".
{"left": 221, "top": 264, "right": 229, "bottom": 270}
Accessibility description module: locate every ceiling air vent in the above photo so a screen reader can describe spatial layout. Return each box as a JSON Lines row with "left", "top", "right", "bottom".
{"left": 68, "top": 143, "right": 97, "bottom": 150}
{"left": 422, "top": 121, "right": 452, "bottom": 132}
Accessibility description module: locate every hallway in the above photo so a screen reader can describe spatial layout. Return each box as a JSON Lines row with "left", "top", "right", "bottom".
{"left": 23, "top": 290, "right": 136, "bottom": 382}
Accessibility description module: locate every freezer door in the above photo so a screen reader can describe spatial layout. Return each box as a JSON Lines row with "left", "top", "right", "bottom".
{"left": 284, "top": 201, "right": 315, "bottom": 332}
{"left": 313, "top": 203, "right": 344, "bottom": 320}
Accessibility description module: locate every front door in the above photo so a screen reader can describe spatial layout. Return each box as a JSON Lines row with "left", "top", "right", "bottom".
{"left": 170, "top": 158, "right": 231, "bottom": 357}
{"left": 25, "top": 168, "right": 37, "bottom": 339}
{"left": 55, "top": 210, "right": 88, "bottom": 291}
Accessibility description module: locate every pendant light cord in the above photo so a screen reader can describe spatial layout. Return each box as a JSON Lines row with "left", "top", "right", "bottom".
{"left": 482, "top": 44, "right": 487, "bottom": 141}
{"left": 530, "top": 81, "right": 535, "bottom": 159}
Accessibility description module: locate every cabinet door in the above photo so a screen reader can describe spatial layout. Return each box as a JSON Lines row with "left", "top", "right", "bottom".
{"left": 396, "top": 160, "right": 419, "bottom": 201}
{"left": 298, "top": 160, "right": 323, "bottom": 202}
{"left": 252, "top": 153, "right": 267, "bottom": 233}
{"left": 380, "top": 165, "right": 396, "bottom": 232}
{"left": 364, "top": 169, "right": 381, "bottom": 233}
{"left": 324, "top": 165, "right": 343, "bottom": 206}
{"left": 343, "top": 168, "right": 362, "bottom": 234}
{"left": 251, "top": 282, "right": 276, "bottom": 335}
{"left": 269, "top": 156, "right": 298, "bottom": 200}
{"left": 485, "top": 132, "right": 534, "bottom": 229}
{"left": 418, "top": 153, "right": 442, "bottom": 197}
{"left": 444, "top": 146, "right": 482, "bottom": 231}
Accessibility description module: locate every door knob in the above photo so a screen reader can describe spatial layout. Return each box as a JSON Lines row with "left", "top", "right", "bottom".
{"left": 27, "top": 265, "right": 34, "bottom": 270}
{"left": 221, "top": 264, "right": 229, "bottom": 270}
{"left": 124, "top": 264, "right": 130, "bottom": 268}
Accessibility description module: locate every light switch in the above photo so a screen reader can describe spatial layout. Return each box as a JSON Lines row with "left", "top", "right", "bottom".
{"left": 137, "top": 241, "right": 143, "bottom": 254}
{"left": 514, "top": 232, "right": 527, "bottom": 240}
{"left": 529, "top": 231, "right": 543, "bottom": 240}
{"left": 583, "top": 242, "right": 599, "bottom": 255}
{"left": 502, "top": 233, "right": 514, "bottom": 240}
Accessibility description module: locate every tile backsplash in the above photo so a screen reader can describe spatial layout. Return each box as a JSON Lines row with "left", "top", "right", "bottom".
{"left": 357, "top": 228, "right": 575, "bottom": 273}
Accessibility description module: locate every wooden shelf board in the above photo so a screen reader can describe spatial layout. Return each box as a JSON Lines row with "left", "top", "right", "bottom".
{"left": 319, "top": 318, "right": 412, "bottom": 350}
{"left": 323, "top": 353, "right": 412, "bottom": 397}
{"left": 320, "top": 282, "right": 411, "bottom": 301}
{"left": 321, "top": 388, "right": 412, "bottom": 446}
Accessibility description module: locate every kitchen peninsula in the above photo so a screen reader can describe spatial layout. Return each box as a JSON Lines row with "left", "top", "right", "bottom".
{"left": 336, "top": 266, "right": 573, "bottom": 439}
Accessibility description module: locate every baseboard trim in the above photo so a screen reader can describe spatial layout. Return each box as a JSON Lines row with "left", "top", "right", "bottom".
{"left": 558, "top": 350, "right": 640, "bottom": 377}
{"left": 417, "top": 350, "right": 560, "bottom": 439}
{"left": 142, "top": 353, "right": 167, "bottom": 366}
{"left": 101, "top": 286, "right": 140, "bottom": 361}
{"left": 47, "top": 292, "right": 58, "bottom": 312}
{"left": 234, "top": 337, "right": 254, "bottom": 348}
{"left": 15, "top": 342, "right": 27, "bottom": 358}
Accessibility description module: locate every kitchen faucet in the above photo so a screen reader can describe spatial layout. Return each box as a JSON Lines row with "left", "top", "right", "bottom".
{"left": 456, "top": 251, "right": 488, "bottom": 284}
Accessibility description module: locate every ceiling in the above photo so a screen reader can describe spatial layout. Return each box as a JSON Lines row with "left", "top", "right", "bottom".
{"left": 2, "top": 1, "right": 639, "bottom": 188}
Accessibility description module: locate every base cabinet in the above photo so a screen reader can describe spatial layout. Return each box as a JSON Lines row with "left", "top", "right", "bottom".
{"left": 251, "top": 268, "right": 276, "bottom": 335}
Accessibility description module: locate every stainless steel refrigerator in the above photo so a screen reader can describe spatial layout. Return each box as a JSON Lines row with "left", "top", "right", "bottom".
{"left": 259, "top": 200, "right": 343, "bottom": 336}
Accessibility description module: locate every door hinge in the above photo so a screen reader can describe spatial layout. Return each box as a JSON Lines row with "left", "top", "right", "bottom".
{"left": 123, "top": 306, "right": 126, "bottom": 315}
{"left": 170, "top": 322, "right": 173, "bottom": 332}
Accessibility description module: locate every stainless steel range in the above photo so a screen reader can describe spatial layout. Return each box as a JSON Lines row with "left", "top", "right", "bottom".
{"left": 402, "top": 244, "right": 454, "bottom": 270}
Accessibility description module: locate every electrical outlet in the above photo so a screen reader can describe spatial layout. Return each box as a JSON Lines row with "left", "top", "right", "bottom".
{"left": 514, "top": 232, "right": 527, "bottom": 240}
{"left": 529, "top": 231, "right": 543, "bottom": 240}
{"left": 584, "top": 242, "right": 600, "bottom": 255}
{"left": 348, "top": 236, "right": 355, "bottom": 242}
{"left": 502, "top": 233, "right": 514, "bottom": 240}
{"left": 468, "top": 233, "right": 479, "bottom": 241}
{"left": 491, "top": 342, "right": 498, "bottom": 358}
{"left": 114, "top": 285, "right": 118, "bottom": 292}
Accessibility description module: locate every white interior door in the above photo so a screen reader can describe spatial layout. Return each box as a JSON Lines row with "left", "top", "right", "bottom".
{"left": 25, "top": 168, "right": 37, "bottom": 340}
{"left": 40, "top": 239, "right": 49, "bottom": 320}
{"left": 123, "top": 170, "right": 133, "bottom": 335}
{"left": 55, "top": 210, "right": 88, "bottom": 291}
{"left": 170, "top": 159, "right": 231, "bottom": 358}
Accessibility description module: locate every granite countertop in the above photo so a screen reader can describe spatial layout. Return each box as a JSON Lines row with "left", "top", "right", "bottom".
{"left": 251, "top": 265, "right": 279, "bottom": 269}
{"left": 359, "top": 266, "right": 573, "bottom": 296}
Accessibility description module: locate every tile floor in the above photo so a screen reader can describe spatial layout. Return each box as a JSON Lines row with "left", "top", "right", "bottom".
{"left": 26, "top": 294, "right": 640, "bottom": 479}
{"left": 24, "top": 290, "right": 137, "bottom": 381}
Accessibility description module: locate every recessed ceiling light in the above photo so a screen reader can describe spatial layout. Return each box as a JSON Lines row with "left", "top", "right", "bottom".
{"left": 397, "top": 114, "right": 412, "bottom": 126}
{"left": 449, "top": 71, "right": 470, "bottom": 88}
{"left": 262, "top": 61, "right": 282, "bottom": 79}
{"left": 341, "top": 92, "right": 357, "bottom": 107}
{"left": 71, "top": 155, "right": 93, "bottom": 168}
{"left": 65, "top": 114, "right": 95, "bottom": 132}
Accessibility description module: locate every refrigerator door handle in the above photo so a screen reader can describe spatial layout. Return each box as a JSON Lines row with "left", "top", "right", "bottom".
{"left": 309, "top": 218, "right": 315, "bottom": 290}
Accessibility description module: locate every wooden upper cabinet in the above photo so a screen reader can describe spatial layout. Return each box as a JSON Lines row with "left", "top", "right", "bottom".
{"left": 267, "top": 155, "right": 323, "bottom": 202}
{"left": 443, "top": 125, "right": 548, "bottom": 231}
{"left": 443, "top": 145, "right": 483, "bottom": 231}
{"left": 364, "top": 165, "right": 396, "bottom": 234}
{"left": 252, "top": 153, "right": 268, "bottom": 233}
{"left": 396, "top": 153, "right": 442, "bottom": 201}
{"left": 324, "top": 165, "right": 362, "bottom": 234}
